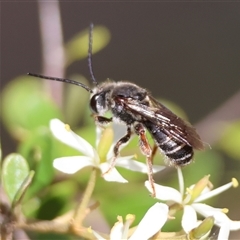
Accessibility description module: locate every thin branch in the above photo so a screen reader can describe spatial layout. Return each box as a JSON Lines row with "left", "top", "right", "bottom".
{"left": 196, "top": 90, "right": 240, "bottom": 145}
{"left": 17, "top": 205, "right": 98, "bottom": 240}
{"left": 38, "top": 0, "right": 65, "bottom": 107}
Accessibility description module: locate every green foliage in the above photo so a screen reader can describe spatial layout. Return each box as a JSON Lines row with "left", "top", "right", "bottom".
{"left": 218, "top": 121, "right": 240, "bottom": 160}
{"left": 96, "top": 180, "right": 156, "bottom": 224}
{"left": 182, "top": 150, "right": 225, "bottom": 187}
{"left": 1, "top": 76, "right": 62, "bottom": 140}
{"left": 2, "top": 153, "right": 30, "bottom": 203}
{"left": 18, "top": 128, "right": 56, "bottom": 197}
{"left": 65, "top": 25, "right": 111, "bottom": 66}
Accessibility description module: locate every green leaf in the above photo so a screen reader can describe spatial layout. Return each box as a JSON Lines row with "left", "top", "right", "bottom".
{"left": 12, "top": 170, "right": 35, "bottom": 208}
{"left": 1, "top": 76, "right": 62, "bottom": 140}
{"left": 65, "top": 25, "right": 111, "bottom": 66}
{"left": 18, "top": 127, "right": 56, "bottom": 197}
{"left": 34, "top": 180, "right": 78, "bottom": 220}
{"left": 2, "top": 154, "right": 30, "bottom": 202}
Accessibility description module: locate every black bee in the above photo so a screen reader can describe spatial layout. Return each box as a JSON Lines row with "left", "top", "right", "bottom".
{"left": 28, "top": 24, "right": 204, "bottom": 196}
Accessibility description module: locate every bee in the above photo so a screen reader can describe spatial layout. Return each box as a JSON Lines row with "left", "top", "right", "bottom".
{"left": 28, "top": 24, "right": 204, "bottom": 196}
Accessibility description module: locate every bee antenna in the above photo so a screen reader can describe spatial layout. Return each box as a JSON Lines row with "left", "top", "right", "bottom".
{"left": 88, "top": 23, "right": 98, "bottom": 86}
{"left": 27, "top": 73, "right": 93, "bottom": 93}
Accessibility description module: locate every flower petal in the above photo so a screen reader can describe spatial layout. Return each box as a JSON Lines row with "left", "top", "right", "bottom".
{"left": 53, "top": 156, "right": 95, "bottom": 174}
{"left": 228, "top": 220, "right": 240, "bottom": 231}
{"left": 192, "top": 203, "right": 223, "bottom": 220}
{"left": 116, "top": 157, "right": 165, "bottom": 173}
{"left": 182, "top": 205, "right": 198, "bottom": 233}
{"left": 50, "top": 119, "right": 96, "bottom": 158}
{"left": 192, "top": 203, "right": 240, "bottom": 230}
{"left": 218, "top": 222, "right": 230, "bottom": 240}
{"left": 95, "top": 125, "right": 103, "bottom": 147}
{"left": 100, "top": 163, "right": 128, "bottom": 183}
{"left": 129, "top": 203, "right": 168, "bottom": 240}
{"left": 145, "top": 181, "right": 182, "bottom": 203}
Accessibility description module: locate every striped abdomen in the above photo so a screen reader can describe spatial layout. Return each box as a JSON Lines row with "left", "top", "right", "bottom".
{"left": 143, "top": 121, "right": 193, "bottom": 166}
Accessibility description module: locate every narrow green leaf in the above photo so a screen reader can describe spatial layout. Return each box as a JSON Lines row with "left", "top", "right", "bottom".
{"left": 2, "top": 154, "right": 30, "bottom": 202}
{"left": 65, "top": 25, "right": 111, "bottom": 66}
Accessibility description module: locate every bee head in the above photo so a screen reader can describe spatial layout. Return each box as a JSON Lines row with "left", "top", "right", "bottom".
{"left": 89, "top": 85, "right": 111, "bottom": 114}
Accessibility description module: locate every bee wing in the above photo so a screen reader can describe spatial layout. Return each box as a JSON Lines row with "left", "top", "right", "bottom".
{"left": 126, "top": 96, "right": 204, "bottom": 150}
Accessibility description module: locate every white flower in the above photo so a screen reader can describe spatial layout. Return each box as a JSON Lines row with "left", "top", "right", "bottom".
{"left": 50, "top": 119, "right": 165, "bottom": 183}
{"left": 145, "top": 168, "right": 240, "bottom": 239}
{"left": 91, "top": 203, "right": 169, "bottom": 240}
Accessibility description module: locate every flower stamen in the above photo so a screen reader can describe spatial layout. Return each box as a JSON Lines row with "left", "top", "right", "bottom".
{"left": 232, "top": 178, "right": 239, "bottom": 188}
{"left": 221, "top": 208, "right": 229, "bottom": 214}
{"left": 126, "top": 214, "right": 135, "bottom": 222}
{"left": 117, "top": 216, "right": 123, "bottom": 222}
{"left": 65, "top": 124, "right": 71, "bottom": 131}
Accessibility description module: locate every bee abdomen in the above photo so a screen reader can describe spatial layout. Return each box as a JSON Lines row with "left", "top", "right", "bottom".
{"left": 143, "top": 121, "right": 193, "bottom": 166}
{"left": 162, "top": 142, "right": 193, "bottom": 166}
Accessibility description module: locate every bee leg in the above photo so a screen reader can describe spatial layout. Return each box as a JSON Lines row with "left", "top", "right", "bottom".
{"left": 103, "top": 126, "right": 132, "bottom": 174}
{"left": 94, "top": 115, "right": 112, "bottom": 128}
{"left": 151, "top": 144, "right": 158, "bottom": 164}
{"left": 134, "top": 123, "right": 156, "bottom": 197}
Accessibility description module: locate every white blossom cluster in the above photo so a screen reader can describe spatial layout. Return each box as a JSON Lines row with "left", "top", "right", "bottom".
{"left": 50, "top": 119, "right": 240, "bottom": 239}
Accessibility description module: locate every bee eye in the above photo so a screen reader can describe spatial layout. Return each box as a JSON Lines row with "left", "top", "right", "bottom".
{"left": 90, "top": 94, "right": 99, "bottom": 113}
{"left": 90, "top": 93, "right": 107, "bottom": 113}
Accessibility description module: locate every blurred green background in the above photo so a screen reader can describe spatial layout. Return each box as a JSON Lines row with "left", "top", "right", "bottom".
{"left": 1, "top": 2, "right": 240, "bottom": 239}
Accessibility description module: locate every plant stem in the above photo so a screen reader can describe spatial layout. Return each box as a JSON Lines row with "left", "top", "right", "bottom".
{"left": 71, "top": 168, "right": 97, "bottom": 231}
